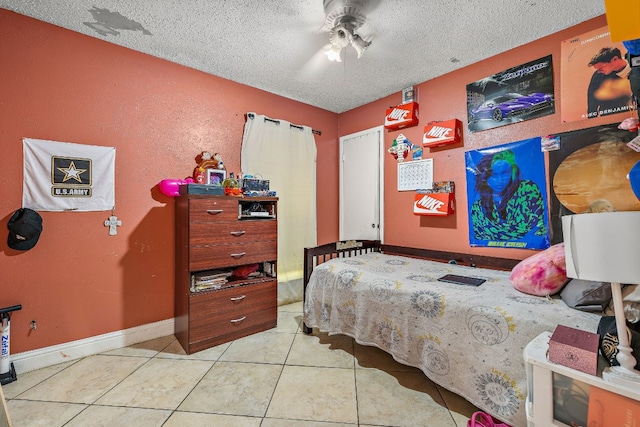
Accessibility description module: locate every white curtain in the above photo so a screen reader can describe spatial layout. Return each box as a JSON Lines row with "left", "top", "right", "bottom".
{"left": 241, "top": 113, "right": 317, "bottom": 305}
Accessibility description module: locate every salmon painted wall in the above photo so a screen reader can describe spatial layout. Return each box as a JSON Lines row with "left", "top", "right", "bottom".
{"left": 340, "top": 14, "right": 630, "bottom": 260}
{"left": 1, "top": 10, "right": 628, "bottom": 356}
{"left": 0, "top": 10, "right": 338, "bottom": 354}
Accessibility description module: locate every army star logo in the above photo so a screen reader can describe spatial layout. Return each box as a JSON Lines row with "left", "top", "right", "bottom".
{"left": 57, "top": 161, "right": 87, "bottom": 183}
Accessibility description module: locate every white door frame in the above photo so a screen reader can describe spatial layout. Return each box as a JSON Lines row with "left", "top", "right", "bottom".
{"left": 339, "top": 126, "right": 385, "bottom": 243}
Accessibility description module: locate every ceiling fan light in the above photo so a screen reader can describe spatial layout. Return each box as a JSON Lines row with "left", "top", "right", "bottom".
{"left": 351, "top": 34, "right": 371, "bottom": 58}
{"left": 325, "top": 45, "right": 343, "bottom": 62}
{"left": 329, "top": 24, "right": 352, "bottom": 49}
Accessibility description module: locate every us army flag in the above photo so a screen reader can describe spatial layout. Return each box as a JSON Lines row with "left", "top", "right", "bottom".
{"left": 23, "top": 138, "right": 116, "bottom": 212}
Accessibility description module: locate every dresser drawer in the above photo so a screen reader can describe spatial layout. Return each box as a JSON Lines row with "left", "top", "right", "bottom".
{"left": 190, "top": 280, "right": 276, "bottom": 318}
{"left": 189, "top": 220, "right": 276, "bottom": 246}
{"left": 189, "top": 241, "right": 277, "bottom": 271}
{"left": 189, "top": 306, "right": 277, "bottom": 350}
{"left": 189, "top": 281, "right": 277, "bottom": 345}
{"left": 188, "top": 198, "right": 238, "bottom": 222}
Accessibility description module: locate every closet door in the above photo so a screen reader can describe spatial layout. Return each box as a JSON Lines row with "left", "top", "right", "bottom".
{"left": 340, "top": 126, "right": 384, "bottom": 241}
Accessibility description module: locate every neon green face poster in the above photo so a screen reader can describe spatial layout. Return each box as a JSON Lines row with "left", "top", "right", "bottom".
{"left": 465, "top": 137, "right": 550, "bottom": 250}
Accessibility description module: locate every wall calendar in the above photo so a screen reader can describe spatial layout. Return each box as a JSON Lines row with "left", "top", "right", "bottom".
{"left": 397, "top": 158, "right": 433, "bottom": 191}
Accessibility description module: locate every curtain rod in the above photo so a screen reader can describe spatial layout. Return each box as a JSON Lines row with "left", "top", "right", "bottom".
{"left": 247, "top": 113, "right": 322, "bottom": 136}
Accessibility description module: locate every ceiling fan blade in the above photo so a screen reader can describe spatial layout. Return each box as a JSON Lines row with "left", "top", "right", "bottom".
{"left": 314, "top": 23, "right": 331, "bottom": 34}
{"left": 354, "top": 21, "right": 376, "bottom": 41}
{"left": 296, "top": 44, "right": 332, "bottom": 80}
{"left": 323, "top": 0, "right": 381, "bottom": 16}
{"left": 361, "top": 0, "right": 381, "bottom": 15}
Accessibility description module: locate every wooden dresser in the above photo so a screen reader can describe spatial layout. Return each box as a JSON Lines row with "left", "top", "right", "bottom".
{"left": 174, "top": 194, "right": 278, "bottom": 354}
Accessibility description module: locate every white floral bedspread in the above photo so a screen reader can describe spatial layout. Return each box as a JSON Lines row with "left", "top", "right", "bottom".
{"left": 303, "top": 252, "right": 601, "bottom": 427}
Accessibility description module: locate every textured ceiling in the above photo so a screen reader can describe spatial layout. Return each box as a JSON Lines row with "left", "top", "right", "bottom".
{"left": 1, "top": 0, "right": 606, "bottom": 113}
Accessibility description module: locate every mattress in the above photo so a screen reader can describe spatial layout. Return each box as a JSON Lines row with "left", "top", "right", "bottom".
{"left": 303, "top": 252, "right": 601, "bottom": 427}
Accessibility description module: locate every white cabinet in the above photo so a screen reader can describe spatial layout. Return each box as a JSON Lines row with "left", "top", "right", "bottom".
{"left": 524, "top": 332, "right": 640, "bottom": 426}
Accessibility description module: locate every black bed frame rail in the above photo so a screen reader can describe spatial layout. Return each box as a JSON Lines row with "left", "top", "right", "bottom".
{"left": 302, "top": 240, "right": 380, "bottom": 334}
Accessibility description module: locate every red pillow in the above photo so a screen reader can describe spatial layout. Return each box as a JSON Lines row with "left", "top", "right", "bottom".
{"left": 509, "top": 243, "right": 568, "bottom": 296}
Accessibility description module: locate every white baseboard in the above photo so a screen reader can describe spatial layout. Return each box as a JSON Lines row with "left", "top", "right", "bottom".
{"left": 11, "top": 318, "right": 175, "bottom": 374}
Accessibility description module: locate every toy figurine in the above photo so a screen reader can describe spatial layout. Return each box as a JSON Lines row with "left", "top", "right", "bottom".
{"left": 213, "top": 152, "right": 225, "bottom": 170}
{"left": 223, "top": 172, "right": 242, "bottom": 196}
{"left": 193, "top": 151, "right": 226, "bottom": 183}
{"left": 193, "top": 151, "right": 211, "bottom": 183}
{"left": 388, "top": 134, "right": 412, "bottom": 162}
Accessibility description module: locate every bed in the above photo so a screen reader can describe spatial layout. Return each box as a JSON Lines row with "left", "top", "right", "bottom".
{"left": 302, "top": 240, "right": 601, "bottom": 427}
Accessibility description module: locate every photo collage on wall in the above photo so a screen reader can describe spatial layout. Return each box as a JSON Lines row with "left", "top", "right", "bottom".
{"left": 465, "top": 137, "right": 551, "bottom": 250}
{"left": 466, "top": 55, "right": 555, "bottom": 133}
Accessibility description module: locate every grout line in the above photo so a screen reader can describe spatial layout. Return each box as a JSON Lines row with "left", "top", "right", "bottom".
{"left": 5, "top": 306, "right": 474, "bottom": 425}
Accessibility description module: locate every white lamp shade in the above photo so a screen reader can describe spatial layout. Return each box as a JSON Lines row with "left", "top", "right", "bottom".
{"left": 562, "top": 211, "right": 640, "bottom": 285}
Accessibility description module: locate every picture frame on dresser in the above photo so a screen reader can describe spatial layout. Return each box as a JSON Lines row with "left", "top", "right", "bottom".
{"left": 206, "top": 168, "right": 226, "bottom": 186}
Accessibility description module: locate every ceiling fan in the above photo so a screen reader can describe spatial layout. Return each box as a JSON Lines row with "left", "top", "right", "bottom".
{"left": 296, "top": 0, "right": 379, "bottom": 79}
{"left": 321, "top": 0, "right": 377, "bottom": 62}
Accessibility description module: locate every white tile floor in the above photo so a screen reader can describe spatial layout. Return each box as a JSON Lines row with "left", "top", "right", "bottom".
{"left": 1, "top": 302, "right": 480, "bottom": 426}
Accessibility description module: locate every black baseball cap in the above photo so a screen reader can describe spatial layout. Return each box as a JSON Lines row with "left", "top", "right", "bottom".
{"left": 7, "top": 208, "right": 43, "bottom": 251}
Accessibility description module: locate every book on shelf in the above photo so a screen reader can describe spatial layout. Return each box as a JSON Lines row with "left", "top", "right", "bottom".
{"left": 191, "top": 269, "right": 232, "bottom": 291}
{"left": 193, "top": 269, "right": 232, "bottom": 281}
{"left": 192, "top": 282, "right": 223, "bottom": 292}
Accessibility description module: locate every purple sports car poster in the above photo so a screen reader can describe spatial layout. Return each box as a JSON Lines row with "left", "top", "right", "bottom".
{"left": 465, "top": 138, "right": 550, "bottom": 250}
{"left": 560, "top": 26, "right": 634, "bottom": 123}
{"left": 466, "top": 55, "right": 555, "bottom": 133}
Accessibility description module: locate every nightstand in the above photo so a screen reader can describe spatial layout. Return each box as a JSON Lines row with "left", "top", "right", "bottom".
{"left": 524, "top": 331, "right": 640, "bottom": 426}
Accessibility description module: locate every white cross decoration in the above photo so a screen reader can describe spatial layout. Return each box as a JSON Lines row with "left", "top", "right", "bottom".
{"left": 104, "top": 215, "right": 122, "bottom": 236}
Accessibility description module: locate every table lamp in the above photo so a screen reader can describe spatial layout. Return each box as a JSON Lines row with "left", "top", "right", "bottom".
{"left": 562, "top": 211, "right": 640, "bottom": 388}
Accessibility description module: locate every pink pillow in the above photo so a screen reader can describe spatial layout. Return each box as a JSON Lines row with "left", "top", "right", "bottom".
{"left": 509, "top": 243, "right": 568, "bottom": 296}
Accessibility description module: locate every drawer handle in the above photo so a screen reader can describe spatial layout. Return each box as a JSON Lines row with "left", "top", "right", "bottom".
{"left": 230, "top": 295, "right": 246, "bottom": 301}
{"left": 230, "top": 316, "right": 247, "bottom": 323}
{"left": 230, "top": 252, "right": 246, "bottom": 258}
{"left": 206, "top": 209, "right": 223, "bottom": 215}
{"left": 230, "top": 231, "right": 246, "bottom": 236}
